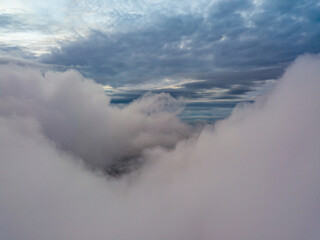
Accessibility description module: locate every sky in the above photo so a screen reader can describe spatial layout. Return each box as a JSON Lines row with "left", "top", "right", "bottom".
{"left": 1, "top": 0, "right": 320, "bottom": 121}
{"left": 1, "top": 1, "right": 320, "bottom": 239}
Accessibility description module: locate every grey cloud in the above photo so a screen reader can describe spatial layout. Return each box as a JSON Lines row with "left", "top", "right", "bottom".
{"left": 0, "top": 54, "right": 320, "bottom": 239}
{"left": 0, "top": 14, "right": 25, "bottom": 29}
{"left": 182, "top": 68, "right": 284, "bottom": 89}
{"left": 0, "top": 45, "right": 32, "bottom": 58}
{"left": 106, "top": 67, "right": 283, "bottom": 121}
{"left": 105, "top": 67, "right": 283, "bottom": 121}
{"left": 0, "top": 13, "right": 47, "bottom": 32}
{"left": 42, "top": 0, "right": 320, "bottom": 91}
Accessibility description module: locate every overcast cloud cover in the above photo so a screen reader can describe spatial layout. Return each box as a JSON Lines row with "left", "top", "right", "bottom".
{"left": 1, "top": 0, "right": 320, "bottom": 120}
{"left": 41, "top": 0, "right": 320, "bottom": 85}
{"left": 0, "top": 54, "right": 320, "bottom": 239}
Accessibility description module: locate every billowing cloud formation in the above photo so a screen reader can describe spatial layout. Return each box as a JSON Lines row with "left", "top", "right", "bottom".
{"left": 0, "top": 65, "right": 189, "bottom": 170}
{"left": 0, "top": 54, "right": 320, "bottom": 239}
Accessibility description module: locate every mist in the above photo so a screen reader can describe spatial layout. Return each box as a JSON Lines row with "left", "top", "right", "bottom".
{"left": 0, "top": 65, "right": 189, "bottom": 171}
{"left": 0, "top": 54, "right": 320, "bottom": 240}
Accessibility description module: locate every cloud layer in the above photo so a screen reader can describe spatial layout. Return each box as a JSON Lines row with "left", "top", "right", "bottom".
{"left": 41, "top": 0, "right": 320, "bottom": 86}
{"left": 2, "top": 0, "right": 320, "bottom": 121}
{"left": 0, "top": 54, "right": 320, "bottom": 239}
{"left": 0, "top": 65, "right": 189, "bottom": 170}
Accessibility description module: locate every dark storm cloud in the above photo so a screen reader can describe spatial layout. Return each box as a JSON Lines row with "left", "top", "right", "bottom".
{"left": 42, "top": 0, "right": 320, "bottom": 88}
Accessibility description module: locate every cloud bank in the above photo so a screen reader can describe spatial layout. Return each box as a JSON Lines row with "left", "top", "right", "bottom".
{"left": 0, "top": 65, "right": 189, "bottom": 171}
{"left": 41, "top": 0, "right": 320, "bottom": 86}
{"left": 0, "top": 54, "right": 320, "bottom": 240}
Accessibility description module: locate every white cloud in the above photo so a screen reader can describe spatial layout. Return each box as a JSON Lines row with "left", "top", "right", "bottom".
{"left": 0, "top": 54, "right": 320, "bottom": 240}
{"left": 0, "top": 64, "right": 189, "bottom": 169}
